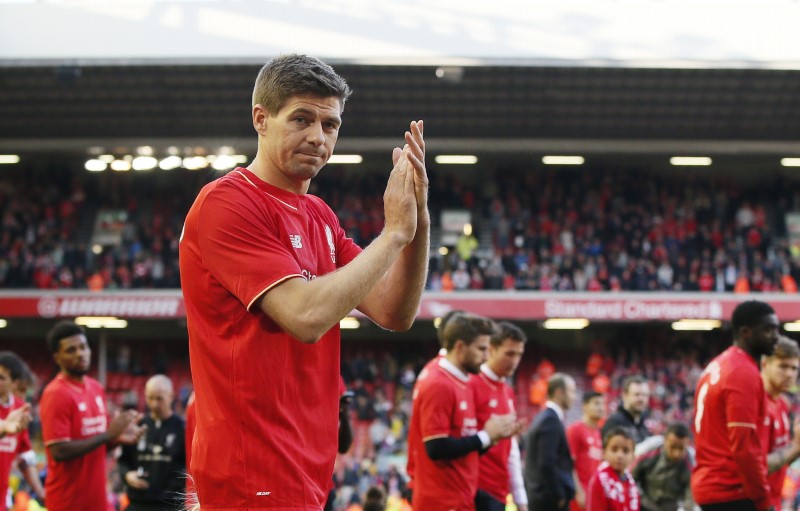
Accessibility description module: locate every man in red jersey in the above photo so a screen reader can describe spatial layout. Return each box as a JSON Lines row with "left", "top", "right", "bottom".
{"left": 692, "top": 300, "right": 780, "bottom": 511}
{"left": 567, "top": 391, "right": 605, "bottom": 511}
{"left": 40, "top": 321, "right": 144, "bottom": 511}
{"left": 472, "top": 321, "right": 528, "bottom": 511}
{"left": 0, "top": 352, "right": 40, "bottom": 511}
{"left": 408, "top": 313, "right": 519, "bottom": 511}
{"left": 179, "top": 54, "right": 429, "bottom": 510}
{"left": 406, "top": 309, "right": 465, "bottom": 492}
{"left": 761, "top": 336, "right": 800, "bottom": 510}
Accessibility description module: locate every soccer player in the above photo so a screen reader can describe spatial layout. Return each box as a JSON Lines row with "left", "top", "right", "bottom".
{"left": 760, "top": 336, "right": 800, "bottom": 510}
{"left": 692, "top": 300, "right": 780, "bottom": 511}
{"left": 568, "top": 391, "right": 606, "bottom": 511}
{"left": 407, "top": 313, "right": 519, "bottom": 511}
{"left": 586, "top": 426, "right": 639, "bottom": 511}
{"left": 40, "top": 321, "right": 145, "bottom": 511}
{"left": 179, "top": 54, "right": 429, "bottom": 509}
{"left": 471, "top": 321, "right": 529, "bottom": 511}
{"left": 0, "top": 352, "right": 41, "bottom": 510}
{"left": 406, "top": 309, "right": 465, "bottom": 495}
{"left": 119, "top": 374, "right": 186, "bottom": 511}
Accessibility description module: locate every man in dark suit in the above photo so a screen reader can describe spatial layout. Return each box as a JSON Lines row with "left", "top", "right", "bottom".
{"left": 524, "top": 372, "right": 577, "bottom": 511}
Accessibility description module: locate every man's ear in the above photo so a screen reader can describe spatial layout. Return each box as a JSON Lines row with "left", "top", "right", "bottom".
{"left": 253, "top": 104, "right": 268, "bottom": 136}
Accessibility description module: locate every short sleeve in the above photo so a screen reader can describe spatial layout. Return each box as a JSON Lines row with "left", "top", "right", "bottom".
{"left": 197, "top": 183, "right": 304, "bottom": 310}
{"left": 725, "top": 371, "right": 764, "bottom": 428}
{"left": 420, "top": 382, "right": 456, "bottom": 441}
{"left": 40, "top": 387, "right": 74, "bottom": 446}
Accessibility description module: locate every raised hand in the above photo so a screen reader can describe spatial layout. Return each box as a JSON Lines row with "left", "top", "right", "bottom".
{"left": 1, "top": 403, "right": 32, "bottom": 436}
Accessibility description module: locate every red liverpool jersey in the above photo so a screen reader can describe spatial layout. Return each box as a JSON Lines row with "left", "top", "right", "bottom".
{"left": 408, "top": 358, "right": 480, "bottom": 511}
{"left": 765, "top": 393, "right": 791, "bottom": 510}
{"left": 691, "top": 346, "right": 771, "bottom": 510}
{"left": 586, "top": 461, "right": 639, "bottom": 511}
{"left": 180, "top": 168, "right": 361, "bottom": 510}
{"left": 568, "top": 420, "right": 604, "bottom": 509}
{"left": 470, "top": 365, "right": 515, "bottom": 503}
{"left": 40, "top": 374, "right": 109, "bottom": 511}
{"left": 0, "top": 394, "right": 32, "bottom": 511}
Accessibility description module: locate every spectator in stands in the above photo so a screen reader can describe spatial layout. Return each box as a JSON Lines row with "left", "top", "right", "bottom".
{"left": 692, "top": 300, "right": 779, "bottom": 511}
{"left": 602, "top": 375, "right": 651, "bottom": 444}
{"left": 179, "top": 55, "right": 429, "bottom": 510}
{"left": 761, "top": 336, "right": 800, "bottom": 511}
{"left": 0, "top": 352, "right": 42, "bottom": 509}
{"left": 567, "top": 391, "right": 605, "bottom": 511}
{"left": 632, "top": 422, "right": 693, "bottom": 511}
{"left": 524, "top": 373, "right": 577, "bottom": 511}
{"left": 119, "top": 374, "right": 186, "bottom": 511}
{"left": 471, "top": 321, "right": 529, "bottom": 511}
{"left": 407, "top": 313, "right": 519, "bottom": 511}
{"left": 40, "top": 320, "right": 145, "bottom": 511}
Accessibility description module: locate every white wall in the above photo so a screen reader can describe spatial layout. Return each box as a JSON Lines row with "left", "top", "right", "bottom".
{"left": 1, "top": 0, "right": 799, "bottom": 67}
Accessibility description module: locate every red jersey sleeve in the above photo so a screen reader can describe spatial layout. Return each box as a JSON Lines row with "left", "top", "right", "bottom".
{"left": 586, "top": 473, "right": 609, "bottom": 511}
{"left": 17, "top": 428, "right": 31, "bottom": 454}
{"left": 40, "top": 386, "right": 73, "bottom": 446}
{"left": 197, "top": 182, "right": 305, "bottom": 311}
{"left": 420, "top": 382, "right": 455, "bottom": 441}
{"left": 725, "top": 375, "right": 771, "bottom": 510}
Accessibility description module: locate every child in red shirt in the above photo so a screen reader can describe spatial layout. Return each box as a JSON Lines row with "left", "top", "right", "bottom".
{"left": 587, "top": 426, "right": 639, "bottom": 511}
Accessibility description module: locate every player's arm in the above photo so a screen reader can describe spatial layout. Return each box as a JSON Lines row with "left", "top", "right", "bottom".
{"left": 726, "top": 382, "right": 772, "bottom": 511}
{"left": 767, "top": 415, "right": 800, "bottom": 473}
{"left": 338, "top": 393, "right": 354, "bottom": 454}
{"left": 259, "top": 144, "right": 423, "bottom": 342}
{"left": 566, "top": 427, "right": 585, "bottom": 507}
{"left": 357, "top": 121, "right": 429, "bottom": 330}
{"left": 508, "top": 436, "right": 528, "bottom": 509}
{"left": 0, "top": 403, "right": 31, "bottom": 438}
{"left": 48, "top": 410, "right": 143, "bottom": 462}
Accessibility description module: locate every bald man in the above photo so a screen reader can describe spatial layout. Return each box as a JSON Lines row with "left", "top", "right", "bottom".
{"left": 119, "top": 375, "right": 186, "bottom": 511}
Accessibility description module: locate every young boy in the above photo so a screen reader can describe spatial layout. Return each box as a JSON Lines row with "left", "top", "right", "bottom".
{"left": 587, "top": 426, "right": 640, "bottom": 511}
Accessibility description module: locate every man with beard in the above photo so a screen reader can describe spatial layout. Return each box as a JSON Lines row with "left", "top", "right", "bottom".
{"left": 692, "top": 300, "right": 780, "bottom": 511}
{"left": 40, "top": 321, "right": 145, "bottom": 511}
{"left": 408, "top": 313, "right": 520, "bottom": 511}
{"left": 602, "top": 375, "right": 651, "bottom": 445}
{"left": 760, "top": 336, "right": 800, "bottom": 511}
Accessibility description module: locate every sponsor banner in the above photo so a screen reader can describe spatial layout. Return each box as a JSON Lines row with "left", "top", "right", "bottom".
{"left": 0, "top": 293, "right": 185, "bottom": 319}
{"left": 1, "top": 291, "right": 800, "bottom": 321}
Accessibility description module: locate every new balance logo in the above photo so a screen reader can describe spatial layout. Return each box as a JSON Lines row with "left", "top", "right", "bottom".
{"left": 289, "top": 234, "right": 303, "bottom": 249}
{"left": 256, "top": 491, "right": 271, "bottom": 496}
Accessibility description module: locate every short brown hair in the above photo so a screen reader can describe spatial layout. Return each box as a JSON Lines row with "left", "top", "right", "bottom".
{"left": 252, "top": 54, "right": 352, "bottom": 114}
{"left": 441, "top": 313, "right": 498, "bottom": 351}
{"left": 771, "top": 336, "right": 800, "bottom": 360}
{"left": 490, "top": 321, "right": 527, "bottom": 347}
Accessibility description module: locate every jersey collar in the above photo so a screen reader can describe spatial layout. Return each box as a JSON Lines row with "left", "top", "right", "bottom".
{"left": 480, "top": 364, "right": 503, "bottom": 382}
{"left": 439, "top": 357, "right": 470, "bottom": 383}
{"left": 234, "top": 167, "right": 302, "bottom": 210}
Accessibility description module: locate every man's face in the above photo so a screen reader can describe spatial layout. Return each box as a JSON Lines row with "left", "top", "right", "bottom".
{"left": 487, "top": 339, "right": 525, "bottom": 378}
{"left": 0, "top": 366, "right": 12, "bottom": 400}
{"left": 260, "top": 94, "right": 341, "bottom": 186}
{"left": 557, "top": 378, "right": 577, "bottom": 410}
{"left": 54, "top": 334, "right": 91, "bottom": 377}
{"left": 623, "top": 382, "right": 650, "bottom": 415}
{"left": 145, "top": 384, "right": 174, "bottom": 420}
{"left": 459, "top": 335, "right": 491, "bottom": 374}
{"left": 763, "top": 355, "right": 800, "bottom": 393}
{"left": 743, "top": 313, "right": 780, "bottom": 358}
{"left": 663, "top": 433, "right": 690, "bottom": 463}
{"left": 584, "top": 395, "right": 606, "bottom": 422}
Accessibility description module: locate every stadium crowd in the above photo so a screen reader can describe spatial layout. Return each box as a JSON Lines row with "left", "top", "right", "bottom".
{"left": 3, "top": 167, "right": 800, "bottom": 294}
